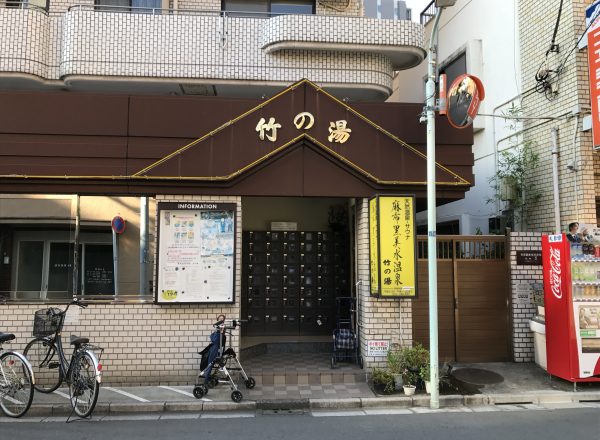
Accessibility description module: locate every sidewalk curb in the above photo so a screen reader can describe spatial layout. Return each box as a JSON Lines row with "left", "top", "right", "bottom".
{"left": 15, "top": 390, "right": 600, "bottom": 418}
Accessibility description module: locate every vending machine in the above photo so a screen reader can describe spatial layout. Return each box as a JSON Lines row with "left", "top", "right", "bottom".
{"left": 541, "top": 234, "right": 600, "bottom": 382}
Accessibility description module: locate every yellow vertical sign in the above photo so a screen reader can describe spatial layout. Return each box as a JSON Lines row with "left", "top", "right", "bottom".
{"left": 379, "top": 196, "right": 416, "bottom": 297}
{"left": 369, "top": 197, "right": 379, "bottom": 295}
{"left": 368, "top": 195, "right": 416, "bottom": 298}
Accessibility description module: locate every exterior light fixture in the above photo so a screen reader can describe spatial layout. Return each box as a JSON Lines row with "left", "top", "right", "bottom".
{"left": 435, "top": 0, "right": 457, "bottom": 7}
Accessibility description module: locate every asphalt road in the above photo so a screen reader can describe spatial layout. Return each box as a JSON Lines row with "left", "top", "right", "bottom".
{"left": 1, "top": 407, "right": 599, "bottom": 440}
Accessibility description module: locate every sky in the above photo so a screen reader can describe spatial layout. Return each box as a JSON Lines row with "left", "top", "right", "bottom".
{"left": 404, "top": 0, "right": 433, "bottom": 21}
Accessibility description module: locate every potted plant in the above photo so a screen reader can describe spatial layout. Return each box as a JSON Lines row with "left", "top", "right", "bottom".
{"left": 386, "top": 346, "right": 404, "bottom": 390}
{"left": 371, "top": 367, "right": 395, "bottom": 395}
{"left": 419, "top": 362, "right": 431, "bottom": 394}
{"left": 402, "top": 368, "right": 418, "bottom": 395}
{"left": 387, "top": 343, "right": 430, "bottom": 394}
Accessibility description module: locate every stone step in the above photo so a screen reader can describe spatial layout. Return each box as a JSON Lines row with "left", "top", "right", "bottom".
{"left": 244, "top": 370, "right": 367, "bottom": 386}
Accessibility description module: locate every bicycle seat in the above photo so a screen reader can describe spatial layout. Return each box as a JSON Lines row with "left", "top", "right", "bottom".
{"left": 0, "top": 332, "right": 15, "bottom": 343}
{"left": 70, "top": 335, "right": 89, "bottom": 346}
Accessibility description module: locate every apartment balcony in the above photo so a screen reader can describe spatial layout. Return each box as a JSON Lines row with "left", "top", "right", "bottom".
{"left": 0, "top": 5, "right": 425, "bottom": 100}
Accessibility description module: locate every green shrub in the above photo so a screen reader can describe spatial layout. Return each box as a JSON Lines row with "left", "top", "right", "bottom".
{"left": 372, "top": 367, "right": 395, "bottom": 394}
{"left": 387, "top": 343, "right": 430, "bottom": 386}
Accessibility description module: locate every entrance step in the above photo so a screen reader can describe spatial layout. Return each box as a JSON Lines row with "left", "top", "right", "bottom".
{"left": 245, "top": 369, "right": 366, "bottom": 386}
{"left": 240, "top": 345, "right": 366, "bottom": 386}
{"left": 241, "top": 342, "right": 331, "bottom": 359}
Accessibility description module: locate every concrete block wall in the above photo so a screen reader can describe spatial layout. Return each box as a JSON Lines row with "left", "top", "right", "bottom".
{"left": 518, "top": 0, "right": 597, "bottom": 231}
{"left": 355, "top": 197, "right": 412, "bottom": 370}
{"left": 509, "top": 231, "right": 543, "bottom": 362}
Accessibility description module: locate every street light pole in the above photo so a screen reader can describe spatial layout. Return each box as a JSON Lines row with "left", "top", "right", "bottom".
{"left": 426, "top": 6, "right": 444, "bottom": 411}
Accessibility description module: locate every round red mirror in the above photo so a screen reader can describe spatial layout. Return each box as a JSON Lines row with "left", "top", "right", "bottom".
{"left": 446, "top": 74, "right": 485, "bottom": 129}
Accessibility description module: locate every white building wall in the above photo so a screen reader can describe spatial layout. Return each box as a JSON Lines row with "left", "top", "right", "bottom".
{"left": 391, "top": 0, "right": 521, "bottom": 234}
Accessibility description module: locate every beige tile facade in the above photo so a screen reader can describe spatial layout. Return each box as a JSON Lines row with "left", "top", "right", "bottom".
{"left": 519, "top": 0, "right": 597, "bottom": 231}
{"left": 0, "top": 194, "right": 241, "bottom": 385}
{"left": 0, "top": 1, "right": 424, "bottom": 97}
{"left": 355, "top": 198, "right": 413, "bottom": 369}
{"left": 509, "top": 232, "right": 543, "bottom": 362}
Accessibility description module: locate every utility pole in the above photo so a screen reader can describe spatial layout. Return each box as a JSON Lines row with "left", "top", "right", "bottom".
{"left": 425, "top": 0, "right": 457, "bottom": 410}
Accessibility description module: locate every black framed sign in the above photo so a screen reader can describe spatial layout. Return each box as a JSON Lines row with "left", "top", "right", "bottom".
{"left": 155, "top": 202, "right": 236, "bottom": 304}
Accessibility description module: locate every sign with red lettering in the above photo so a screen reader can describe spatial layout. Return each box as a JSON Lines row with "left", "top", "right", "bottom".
{"left": 367, "top": 340, "right": 390, "bottom": 357}
{"left": 588, "top": 17, "right": 600, "bottom": 148}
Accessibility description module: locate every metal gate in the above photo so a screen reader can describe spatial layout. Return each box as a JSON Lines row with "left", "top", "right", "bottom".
{"left": 412, "top": 236, "right": 511, "bottom": 362}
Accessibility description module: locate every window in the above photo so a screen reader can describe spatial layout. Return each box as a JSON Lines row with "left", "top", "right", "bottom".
{"left": 6, "top": 0, "right": 48, "bottom": 10}
{"left": 222, "top": 0, "right": 314, "bottom": 17}
{"left": 440, "top": 52, "right": 467, "bottom": 91}
{"left": 364, "top": 0, "right": 411, "bottom": 20}
{"left": 12, "top": 231, "right": 114, "bottom": 301}
{"left": 95, "top": 0, "right": 162, "bottom": 13}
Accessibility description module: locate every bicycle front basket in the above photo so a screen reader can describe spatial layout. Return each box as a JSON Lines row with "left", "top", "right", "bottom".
{"left": 32, "top": 308, "right": 62, "bottom": 337}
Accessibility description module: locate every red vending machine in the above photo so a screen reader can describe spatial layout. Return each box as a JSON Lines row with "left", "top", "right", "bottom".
{"left": 542, "top": 233, "right": 600, "bottom": 382}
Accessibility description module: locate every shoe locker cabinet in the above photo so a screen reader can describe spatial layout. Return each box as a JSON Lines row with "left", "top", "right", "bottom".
{"left": 242, "top": 231, "right": 349, "bottom": 336}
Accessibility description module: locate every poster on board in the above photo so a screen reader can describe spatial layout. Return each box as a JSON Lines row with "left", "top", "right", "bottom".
{"left": 156, "top": 202, "right": 236, "bottom": 304}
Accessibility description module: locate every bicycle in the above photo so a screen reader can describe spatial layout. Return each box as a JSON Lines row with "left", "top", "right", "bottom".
{"left": 23, "top": 300, "right": 103, "bottom": 418}
{"left": 0, "top": 332, "right": 34, "bottom": 418}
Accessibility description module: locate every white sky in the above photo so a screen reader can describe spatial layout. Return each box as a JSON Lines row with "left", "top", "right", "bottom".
{"left": 404, "top": 0, "right": 433, "bottom": 21}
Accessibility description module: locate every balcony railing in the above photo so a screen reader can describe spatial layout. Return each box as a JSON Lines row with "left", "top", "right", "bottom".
{"left": 0, "top": 5, "right": 425, "bottom": 99}
{"left": 420, "top": 0, "right": 436, "bottom": 25}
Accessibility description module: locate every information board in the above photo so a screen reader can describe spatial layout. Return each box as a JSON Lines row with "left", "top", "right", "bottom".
{"left": 156, "top": 202, "right": 236, "bottom": 304}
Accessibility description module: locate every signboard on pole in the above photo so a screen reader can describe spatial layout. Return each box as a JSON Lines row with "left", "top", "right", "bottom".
{"left": 156, "top": 202, "right": 236, "bottom": 304}
{"left": 368, "top": 195, "right": 417, "bottom": 298}
{"left": 588, "top": 17, "right": 600, "bottom": 149}
{"left": 111, "top": 216, "right": 126, "bottom": 234}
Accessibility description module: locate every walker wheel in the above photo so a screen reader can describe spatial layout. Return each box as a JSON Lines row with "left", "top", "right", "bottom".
{"left": 245, "top": 377, "right": 256, "bottom": 389}
{"left": 231, "top": 390, "right": 243, "bottom": 403}
{"left": 208, "top": 377, "right": 218, "bottom": 388}
{"left": 193, "top": 386, "right": 205, "bottom": 399}
{"left": 331, "top": 356, "right": 337, "bottom": 369}
{"left": 358, "top": 355, "right": 364, "bottom": 369}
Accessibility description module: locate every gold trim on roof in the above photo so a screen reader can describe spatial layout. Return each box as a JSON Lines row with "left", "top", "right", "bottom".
{"left": 0, "top": 79, "right": 471, "bottom": 186}
{"left": 132, "top": 78, "right": 470, "bottom": 186}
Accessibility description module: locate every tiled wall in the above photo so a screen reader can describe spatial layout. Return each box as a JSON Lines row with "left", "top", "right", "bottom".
{"left": 509, "top": 231, "right": 543, "bottom": 362}
{"left": 261, "top": 14, "right": 424, "bottom": 60}
{"left": 60, "top": 11, "right": 395, "bottom": 90}
{"left": 518, "top": 0, "right": 597, "bottom": 231}
{"left": 0, "top": 204, "right": 550, "bottom": 384}
{"left": 355, "top": 198, "right": 413, "bottom": 370}
{"left": 0, "top": 194, "right": 241, "bottom": 385}
{"left": 0, "top": 6, "right": 423, "bottom": 96}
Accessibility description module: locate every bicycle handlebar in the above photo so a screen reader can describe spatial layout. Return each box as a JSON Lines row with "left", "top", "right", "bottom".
{"left": 212, "top": 319, "right": 245, "bottom": 329}
{"left": 47, "top": 299, "right": 87, "bottom": 318}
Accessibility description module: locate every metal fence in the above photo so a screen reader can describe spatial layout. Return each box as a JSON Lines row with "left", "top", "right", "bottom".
{"left": 417, "top": 235, "right": 507, "bottom": 260}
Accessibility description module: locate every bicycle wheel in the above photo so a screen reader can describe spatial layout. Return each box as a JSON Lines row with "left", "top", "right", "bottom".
{"left": 23, "top": 338, "right": 62, "bottom": 393}
{"left": 0, "top": 352, "right": 34, "bottom": 418}
{"left": 68, "top": 351, "right": 99, "bottom": 418}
